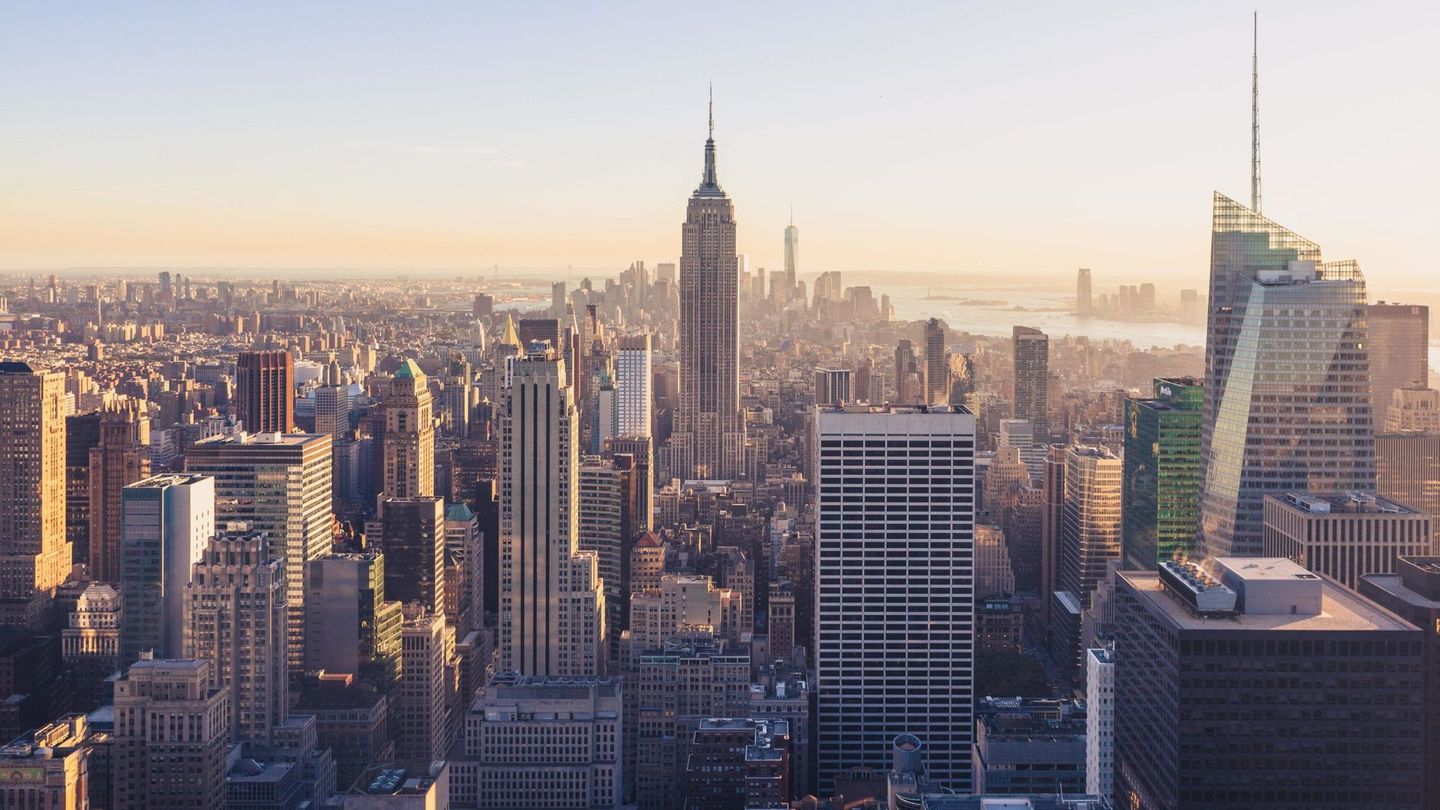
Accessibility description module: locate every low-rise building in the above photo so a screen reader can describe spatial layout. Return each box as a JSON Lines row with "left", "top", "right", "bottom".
{"left": 971, "top": 698, "right": 1087, "bottom": 796}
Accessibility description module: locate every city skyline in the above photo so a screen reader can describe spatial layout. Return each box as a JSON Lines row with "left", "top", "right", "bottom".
{"left": 3, "top": 4, "right": 1438, "bottom": 291}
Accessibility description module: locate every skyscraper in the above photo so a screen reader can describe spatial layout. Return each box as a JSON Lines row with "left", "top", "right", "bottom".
{"left": 120, "top": 473, "right": 215, "bottom": 663}
{"left": 615, "top": 333, "right": 653, "bottom": 440}
{"left": 1122, "top": 377, "right": 1203, "bottom": 569}
{"left": 1262, "top": 492, "right": 1432, "bottom": 590}
{"left": 924, "top": 318, "right": 947, "bottom": 405}
{"left": 113, "top": 658, "right": 230, "bottom": 810}
{"left": 184, "top": 528, "right": 288, "bottom": 744}
{"left": 0, "top": 362, "right": 71, "bottom": 629}
{"left": 499, "top": 347, "right": 606, "bottom": 676}
{"left": 304, "top": 551, "right": 402, "bottom": 689}
{"left": 379, "top": 496, "right": 446, "bottom": 615}
{"left": 314, "top": 384, "right": 351, "bottom": 439}
{"left": 784, "top": 210, "right": 799, "bottom": 301}
{"left": 1012, "top": 326, "right": 1049, "bottom": 439}
{"left": 815, "top": 404, "right": 976, "bottom": 794}
{"left": 1200, "top": 194, "right": 1375, "bottom": 557}
{"left": 1368, "top": 302, "right": 1430, "bottom": 430}
{"left": 396, "top": 608, "right": 448, "bottom": 767}
{"left": 380, "top": 359, "right": 435, "bottom": 499}
{"left": 1076, "top": 268, "right": 1092, "bottom": 318}
{"left": 88, "top": 399, "right": 151, "bottom": 584}
{"left": 676, "top": 92, "right": 744, "bottom": 479}
{"left": 236, "top": 349, "right": 295, "bottom": 433}
{"left": 1060, "top": 445, "right": 1122, "bottom": 607}
{"left": 186, "top": 431, "right": 333, "bottom": 675}
{"left": 1040, "top": 444, "right": 1066, "bottom": 627}
{"left": 812, "top": 368, "right": 852, "bottom": 407}
{"left": 894, "top": 339, "right": 920, "bottom": 405}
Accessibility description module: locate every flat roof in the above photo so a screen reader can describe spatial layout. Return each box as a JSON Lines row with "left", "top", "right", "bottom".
{"left": 1360, "top": 574, "right": 1440, "bottom": 610}
{"left": 1119, "top": 570, "right": 1417, "bottom": 633}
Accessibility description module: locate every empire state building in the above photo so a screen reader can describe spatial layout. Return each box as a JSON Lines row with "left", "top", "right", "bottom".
{"left": 675, "top": 94, "right": 745, "bottom": 479}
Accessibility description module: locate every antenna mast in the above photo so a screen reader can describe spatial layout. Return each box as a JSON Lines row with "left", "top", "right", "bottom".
{"left": 1251, "top": 11, "right": 1262, "bottom": 213}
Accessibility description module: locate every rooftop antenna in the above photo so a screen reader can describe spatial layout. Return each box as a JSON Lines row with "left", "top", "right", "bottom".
{"left": 1251, "top": 11, "right": 1262, "bottom": 213}
{"left": 708, "top": 82, "right": 714, "bottom": 139}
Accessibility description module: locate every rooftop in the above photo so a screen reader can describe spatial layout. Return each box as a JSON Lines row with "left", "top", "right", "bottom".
{"left": 1269, "top": 491, "right": 1421, "bottom": 516}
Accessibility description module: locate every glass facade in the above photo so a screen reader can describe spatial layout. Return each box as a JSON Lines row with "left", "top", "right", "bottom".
{"left": 1123, "top": 377, "right": 1202, "bottom": 569}
{"left": 1200, "top": 194, "right": 1375, "bottom": 556}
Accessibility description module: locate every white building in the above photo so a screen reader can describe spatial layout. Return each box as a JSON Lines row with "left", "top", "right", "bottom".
{"left": 120, "top": 473, "right": 215, "bottom": 662}
{"left": 615, "top": 334, "right": 652, "bottom": 439}
{"left": 1085, "top": 647, "right": 1115, "bottom": 798}
{"left": 814, "top": 404, "right": 976, "bottom": 794}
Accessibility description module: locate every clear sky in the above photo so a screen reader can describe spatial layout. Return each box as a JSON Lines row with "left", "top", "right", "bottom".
{"left": 2, "top": 2, "right": 1436, "bottom": 291}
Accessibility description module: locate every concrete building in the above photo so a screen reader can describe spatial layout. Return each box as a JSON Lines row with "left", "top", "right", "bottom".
{"left": 1358, "top": 557, "right": 1440, "bottom": 810}
{"left": 1012, "top": 327, "right": 1049, "bottom": 438}
{"left": 1115, "top": 557, "right": 1425, "bottom": 809}
{"left": 1378, "top": 386, "right": 1440, "bottom": 545}
{"left": 236, "top": 349, "right": 295, "bottom": 434}
{"left": 397, "top": 609, "right": 448, "bottom": 768}
{"left": 87, "top": 400, "right": 151, "bottom": 584}
{"left": 684, "top": 717, "right": 791, "bottom": 809}
{"left": 120, "top": 473, "right": 215, "bottom": 663}
{"left": 813, "top": 367, "right": 853, "bottom": 408}
{"left": 1084, "top": 648, "right": 1114, "bottom": 799}
{"left": 579, "top": 455, "right": 628, "bottom": 665}
{"left": 184, "top": 529, "right": 289, "bottom": 745}
{"left": 1368, "top": 302, "right": 1430, "bottom": 431}
{"left": 815, "top": 405, "right": 976, "bottom": 794}
{"left": 347, "top": 763, "right": 448, "bottom": 810}
{"left": 625, "top": 574, "right": 743, "bottom": 663}
{"left": 62, "top": 582, "right": 123, "bottom": 710}
{"left": 449, "top": 673, "right": 621, "bottom": 810}
{"left": 314, "top": 384, "right": 351, "bottom": 439}
{"left": 0, "top": 362, "right": 71, "bottom": 629}
{"left": 971, "top": 698, "right": 1087, "bottom": 796}
{"left": 379, "top": 359, "right": 435, "bottom": 499}
{"left": 295, "top": 673, "right": 393, "bottom": 792}
{"left": 304, "top": 552, "right": 402, "bottom": 689}
{"left": 974, "top": 524, "right": 1014, "bottom": 597}
{"left": 113, "top": 658, "right": 231, "bottom": 810}
{"left": 0, "top": 713, "right": 96, "bottom": 810}
{"left": 1263, "top": 492, "right": 1433, "bottom": 589}
{"left": 445, "top": 501, "right": 483, "bottom": 636}
{"left": 1040, "top": 445, "right": 1066, "bottom": 627}
{"left": 615, "top": 333, "right": 653, "bottom": 439}
{"left": 1060, "top": 446, "right": 1122, "bottom": 608}
{"left": 186, "top": 431, "right": 333, "bottom": 675}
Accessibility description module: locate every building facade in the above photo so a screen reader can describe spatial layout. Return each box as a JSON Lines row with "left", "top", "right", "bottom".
{"left": 120, "top": 473, "right": 216, "bottom": 662}
{"left": 1123, "top": 377, "right": 1202, "bottom": 569}
{"left": 1262, "top": 492, "right": 1433, "bottom": 589}
{"left": 0, "top": 362, "right": 70, "bottom": 629}
{"left": 113, "top": 658, "right": 231, "bottom": 810}
{"left": 236, "top": 349, "right": 295, "bottom": 434}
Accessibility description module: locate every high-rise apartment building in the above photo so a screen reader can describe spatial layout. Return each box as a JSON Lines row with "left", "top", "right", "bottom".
{"left": 1060, "top": 446, "right": 1122, "bottom": 608}
{"left": 1012, "top": 326, "right": 1049, "bottom": 441}
{"left": 0, "top": 361, "right": 70, "bottom": 629}
{"left": 1200, "top": 194, "right": 1375, "bottom": 557}
{"left": 186, "top": 431, "right": 333, "bottom": 675}
{"left": 1122, "top": 377, "right": 1203, "bottom": 569}
{"left": 184, "top": 529, "right": 288, "bottom": 744}
{"left": 119, "top": 473, "right": 215, "bottom": 663}
{"left": 1385, "top": 385, "right": 1440, "bottom": 433}
{"left": 500, "top": 348, "right": 606, "bottom": 676}
{"left": 676, "top": 99, "right": 745, "bottom": 480}
{"left": 304, "top": 551, "right": 402, "bottom": 688}
{"left": 815, "top": 404, "right": 976, "bottom": 794}
{"left": 380, "top": 359, "right": 435, "bottom": 499}
{"left": 998, "top": 418, "right": 1043, "bottom": 482}
{"left": 615, "top": 333, "right": 653, "bottom": 439}
{"left": 379, "top": 496, "right": 446, "bottom": 615}
{"left": 924, "top": 318, "right": 948, "bottom": 406}
{"left": 113, "top": 658, "right": 231, "bottom": 810}
{"left": 1368, "top": 302, "right": 1429, "bottom": 430}
{"left": 1262, "top": 492, "right": 1432, "bottom": 590}
{"left": 236, "top": 349, "right": 295, "bottom": 433}
{"left": 88, "top": 399, "right": 151, "bottom": 583}
{"left": 1076, "top": 268, "right": 1092, "bottom": 318}
{"left": 605, "top": 435, "right": 654, "bottom": 534}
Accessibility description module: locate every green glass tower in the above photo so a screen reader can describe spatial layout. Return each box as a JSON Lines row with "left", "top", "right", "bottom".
{"left": 1123, "top": 377, "right": 1203, "bottom": 569}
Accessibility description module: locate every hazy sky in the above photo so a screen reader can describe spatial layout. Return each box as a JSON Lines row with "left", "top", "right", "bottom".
{"left": 2, "top": 2, "right": 1437, "bottom": 291}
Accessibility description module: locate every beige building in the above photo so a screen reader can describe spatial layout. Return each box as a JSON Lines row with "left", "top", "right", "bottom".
{"left": 626, "top": 574, "right": 742, "bottom": 666}
{"left": 380, "top": 359, "right": 435, "bottom": 499}
{"left": 1262, "top": 492, "right": 1433, "bottom": 589}
{"left": 62, "top": 581, "right": 123, "bottom": 710}
{"left": 113, "top": 658, "right": 230, "bottom": 810}
{"left": 1061, "top": 445, "right": 1123, "bottom": 608}
{"left": 0, "top": 361, "right": 70, "bottom": 629}
{"left": 0, "top": 713, "right": 95, "bottom": 810}
{"left": 975, "top": 524, "right": 1016, "bottom": 597}
{"left": 397, "top": 609, "right": 449, "bottom": 768}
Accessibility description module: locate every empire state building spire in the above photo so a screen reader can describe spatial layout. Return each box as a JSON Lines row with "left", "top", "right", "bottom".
{"left": 697, "top": 85, "right": 723, "bottom": 196}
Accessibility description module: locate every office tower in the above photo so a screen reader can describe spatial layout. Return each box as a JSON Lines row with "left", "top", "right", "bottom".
{"left": 974, "top": 524, "right": 1015, "bottom": 597}
{"left": 396, "top": 609, "right": 447, "bottom": 768}
{"left": 605, "top": 435, "right": 654, "bottom": 533}
{"left": 676, "top": 94, "right": 744, "bottom": 480}
{"left": 295, "top": 673, "right": 394, "bottom": 791}
{"left": 815, "top": 404, "right": 976, "bottom": 794}
{"left": 924, "top": 318, "right": 947, "bottom": 405}
{"left": 304, "top": 552, "right": 402, "bottom": 687}
{"left": 812, "top": 367, "right": 852, "bottom": 407}
{"left": 473, "top": 292, "right": 494, "bottom": 320}
{"left": 998, "top": 418, "right": 1043, "bottom": 482}
{"left": 443, "top": 353, "right": 472, "bottom": 439}
{"left": 615, "top": 334, "right": 653, "bottom": 439}
{"left": 65, "top": 410, "right": 102, "bottom": 565}
{"left": 518, "top": 317, "right": 563, "bottom": 352}
{"left": 380, "top": 359, "right": 435, "bottom": 499}
{"left": 579, "top": 455, "right": 627, "bottom": 666}
{"left": 1368, "top": 303, "right": 1429, "bottom": 429}
{"left": 593, "top": 370, "right": 618, "bottom": 453}
{"left": 626, "top": 574, "right": 744, "bottom": 658}
{"left": 0, "top": 714, "right": 95, "bottom": 810}
{"left": 445, "top": 502, "right": 483, "bottom": 635}
{"left": 1040, "top": 445, "right": 1066, "bottom": 626}
{"left": 186, "top": 431, "right": 333, "bottom": 675}
{"left": 1012, "top": 326, "right": 1049, "bottom": 439}
{"left": 0, "top": 362, "right": 70, "bottom": 629}
{"left": 1385, "top": 384, "right": 1440, "bottom": 432}
{"left": 685, "top": 718, "right": 791, "bottom": 808}
{"left": 236, "top": 349, "right": 295, "bottom": 433}
{"left": 1200, "top": 194, "right": 1374, "bottom": 557}
{"left": 784, "top": 211, "right": 799, "bottom": 300}
{"left": 1262, "top": 492, "right": 1432, "bottom": 590}
{"left": 379, "top": 496, "right": 446, "bottom": 614}
{"left": 119, "top": 473, "right": 215, "bottom": 662}
{"left": 61, "top": 581, "right": 122, "bottom": 710}
{"left": 972, "top": 698, "right": 1087, "bottom": 795}
{"left": 1076, "top": 268, "right": 1092, "bottom": 317}
{"left": 88, "top": 399, "right": 151, "bottom": 584}
{"left": 1084, "top": 648, "right": 1114, "bottom": 799}
{"left": 184, "top": 529, "right": 288, "bottom": 744}
{"left": 113, "top": 658, "right": 230, "bottom": 810}
{"left": 893, "top": 339, "right": 920, "bottom": 405}
{"left": 1377, "top": 397, "right": 1440, "bottom": 544}
{"left": 1358, "top": 557, "right": 1440, "bottom": 810}
{"left": 1122, "top": 377, "right": 1203, "bottom": 569}
{"left": 448, "top": 674, "right": 622, "bottom": 810}
{"left": 1115, "top": 558, "right": 1424, "bottom": 809}
{"left": 1060, "top": 446, "right": 1121, "bottom": 607}
{"left": 315, "top": 384, "right": 351, "bottom": 439}
{"left": 500, "top": 348, "right": 606, "bottom": 676}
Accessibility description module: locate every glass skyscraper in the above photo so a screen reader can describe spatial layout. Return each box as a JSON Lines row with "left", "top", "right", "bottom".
{"left": 1200, "top": 193, "right": 1375, "bottom": 557}
{"left": 1123, "top": 377, "right": 1202, "bottom": 569}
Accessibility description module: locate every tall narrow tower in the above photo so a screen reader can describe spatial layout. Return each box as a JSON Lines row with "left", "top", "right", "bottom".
{"left": 1251, "top": 11, "right": 1262, "bottom": 214}
{"left": 676, "top": 88, "right": 744, "bottom": 479}
{"left": 380, "top": 359, "right": 435, "bottom": 499}
{"left": 784, "top": 208, "right": 799, "bottom": 301}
